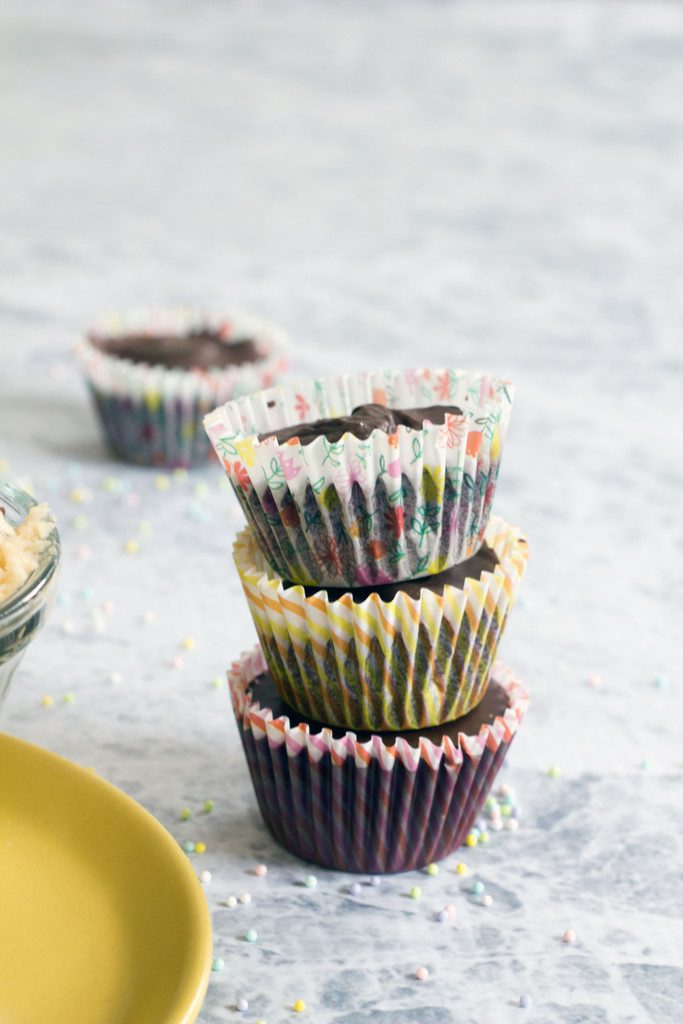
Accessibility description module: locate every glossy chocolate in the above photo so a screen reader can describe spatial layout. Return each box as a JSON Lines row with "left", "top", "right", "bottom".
{"left": 248, "top": 670, "right": 510, "bottom": 747}
{"left": 91, "top": 327, "right": 261, "bottom": 371}
{"left": 261, "top": 402, "right": 462, "bottom": 446}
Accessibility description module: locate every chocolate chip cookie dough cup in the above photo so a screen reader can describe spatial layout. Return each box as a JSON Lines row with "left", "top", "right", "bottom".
{"left": 234, "top": 516, "right": 528, "bottom": 730}
{"left": 228, "top": 645, "right": 529, "bottom": 874}
{"left": 205, "top": 369, "right": 514, "bottom": 586}
{"left": 75, "top": 308, "right": 289, "bottom": 469}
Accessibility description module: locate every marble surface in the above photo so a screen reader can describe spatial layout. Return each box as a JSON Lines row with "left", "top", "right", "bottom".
{"left": 1, "top": 2, "right": 682, "bottom": 1021}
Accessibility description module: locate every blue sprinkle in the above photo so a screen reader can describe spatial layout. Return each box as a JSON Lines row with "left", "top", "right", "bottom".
{"left": 519, "top": 994, "right": 531, "bottom": 1008}
{"left": 435, "top": 909, "right": 448, "bottom": 923}
{"left": 211, "top": 958, "right": 225, "bottom": 972}
{"left": 472, "top": 881, "right": 485, "bottom": 896}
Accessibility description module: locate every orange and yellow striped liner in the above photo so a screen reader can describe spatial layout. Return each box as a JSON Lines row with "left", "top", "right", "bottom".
{"left": 233, "top": 516, "right": 528, "bottom": 731}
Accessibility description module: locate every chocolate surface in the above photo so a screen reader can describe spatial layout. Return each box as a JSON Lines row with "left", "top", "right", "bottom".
{"left": 248, "top": 670, "right": 510, "bottom": 747}
{"left": 291, "top": 541, "right": 499, "bottom": 604}
{"left": 91, "top": 327, "right": 261, "bottom": 371}
{"left": 262, "top": 402, "right": 463, "bottom": 446}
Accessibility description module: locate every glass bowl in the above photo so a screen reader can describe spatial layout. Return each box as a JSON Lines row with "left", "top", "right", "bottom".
{"left": 0, "top": 478, "right": 61, "bottom": 710}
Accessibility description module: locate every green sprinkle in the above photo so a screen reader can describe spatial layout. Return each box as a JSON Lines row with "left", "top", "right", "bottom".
{"left": 182, "top": 840, "right": 195, "bottom": 853}
{"left": 210, "top": 676, "right": 223, "bottom": 689}
{"left": 425, "top": 863, "right": 439, "bottom": 876}
{"left": 245, "top": 929, "right": 258, "bottom": 943}
{"left": 211, "top": 957, "right": 225, "bottom": 972}
{"left": 203, "top": 800, "right": 214, "bottom": 813}
{"left": 409, "top": 885, "right": 422, "bottom": 900}
{"left": 547, "top": 765, "right": 561, "bottom": 779}
{"left": 180, "top": 808, "right": 192, "bottom": 821}
{"left": 62, "top": 692, "right": 75, "bottom": 704}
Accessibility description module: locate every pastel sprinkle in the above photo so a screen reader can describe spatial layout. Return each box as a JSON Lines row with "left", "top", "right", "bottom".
{"left": 199, "top": 870, "right": 211, "bottom": 884}
{"left": 182, "top": 637, "right": 196, "bottom": 651}
{"left": 63, "top": 692, "right": 75, "bottom": 704}
{"left": 154, "top": 475, "right": 171, "bottom": 491}
{"left": 505, "top": 818, "right": 520, "bottom": 832}
{"left": 69, "top": 486, "right": 92, "bottom": 504}
{"left": 293, "top": 1000, "right": 306, "bottom": 1013}
{"left": 193, "top": 482, "right": 209, "bottom": 498}
{"left": 226, "top": 896, "right": 238, "bottom": 908}
{"left": 435, "top": 909, "right": 448, "bottom": 923}
{"left": 348, "top": 882, "right": 361, "bottom": 896}
{"left": 245, "top": 929, "right": 258, "bottom": 943}
{"left": 370, "top": 876, "right": 381, "bottom": 887}
{"left": 108, "top": 671, "right": 122, "bottom": 685}
{"left": 472, "top": 881, "right": 485, "bottom": 895}
{"left": 653, "top": 674, "right": 667, "bottom": 689}
{"left": 587, "top": 673, "right": 601, "bottom": 688}
{"left": 479, "top": 831, "right": 490, "bottom": 845}
{"left": 210, "top": 676, "right": 223, "bottom": 689}
{"left": 76, "top": 544, "right": 91, "bottom": 560}
{"left": 240, "top": 892, "right": 251, "bottom": 904}
{"left": 124, "top": 539, "right": 140, "bottom": 555}
{"left": 180, "top": 808, "right": 192, "bottom": 821}
{"left": 101, "top": 476, "right": 121, "bottom": 492}
{"left": 41, "top": 695, "right": 54, "bottom": 707}
{"left": 519, "top": 994, "right": 531, "bottom": 1008}
{"left": 481, "top": 894, "right": 493, "bottom": 907}
{"left": 62, "top": 620, "right": 75, "bottom": 634}
{"left": 170, "top": 655, "right": 184, "bottom": 670}
{"left": 203, "top": 800, "right": 214, "bottom": 813}
{"left": 415, "top": 966, "right": 429, "bottom": 981}
{"left": 172, "top": 467, "right": 188, "bottom": 482}
{"left": 142, "top": 610, "right": 156, "bottom": 624}
{"left": 254, "top": 864, "right": 268, "bottom": 877}
{"left": 236, "top": 997, "right": 249, "bottom": 1012}
{"left": 455, "top": 862, "right": 469, "bottom": 876}
{"left": 182, "top": 841, "right": 195, "bottom": 853}
{"left": 547, "top": 765, "right": 561, "bottom": 779}
{"left": 73, "top": 514, "right": 88, "bottom": 530}
{"left": 138, "top": 520, "right": 152, "bottom": 536}
{"left": 465, "top": 832, "right": 478, "bottom": 848}
{"left": 501, "top": 805, "right": 512, "bottom": 817}
{"left": 409, "top": 886, "right": 422, "bottom": 900}
{"left": 211, "top": 958, "right": 225, "bottom": 972}
{"left": 124, "top": 492, "right": 140, "bottom": 508}
{"left": 444, "top": 903, "right": 457, "bottom": 918}
{"left": 563, "top": 929, "right": 577, "bottom": 944}
{"left": 425, "top": 863, "right": 439, "bottom": 876}
{"left": 195, "top": 842, "right": 206, "bottom": 854}
{"left": 304, "top": 875, "right": 318, "bottom": 889}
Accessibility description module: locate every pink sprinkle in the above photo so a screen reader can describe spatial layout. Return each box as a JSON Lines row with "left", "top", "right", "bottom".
{"left": 563, "top": 929, "right": 577, "bottom": 944}
{"left": 254, "top": 864, "right": 268, "bottom": 877}
{"left": 415, "top": 967, "right": 429, "bottom": 981}
{"left": 171, "top": 655, "right": 184, "bottom": 670}
{"left": 444, "top": 903, "right": 457, "bottom": 919}
{"left": 125, "top": 493, "right": 141, "bottom": 507}
{"left": 101, "top": 600, "right": 115, "bottom": 614}
{"left": 76, "top": 545, "right": 91, "bottom": 560}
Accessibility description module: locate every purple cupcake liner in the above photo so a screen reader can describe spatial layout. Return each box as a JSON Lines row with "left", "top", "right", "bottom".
{"left": 228, "top": 645, "right": 529, "bottom": 874}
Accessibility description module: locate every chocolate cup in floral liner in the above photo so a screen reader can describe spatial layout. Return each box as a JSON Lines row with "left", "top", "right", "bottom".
{"left": 204, "top": 369, "right": 514, "bottom": 586}
{"left": 233, "top": 515, "right": 528, "bottom": 730}
{"left": 228, "top": 645, "right": 529, "bottom": 874}
{"left": 75, "top": 309, "right": 289, "bottom": 469}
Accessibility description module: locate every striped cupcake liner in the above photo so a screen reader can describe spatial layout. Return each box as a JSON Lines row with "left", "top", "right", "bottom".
{"left": 228, "top": 645, "right": 529, "bottom": 874}
{"left": 75, "top": 308, "right": 289, "bottom": 469}
{"left": 205, "top": 368, "right": 514, "bottom": 585}
{"left": 233, "top": 516, "right": 528, "bottom": 731}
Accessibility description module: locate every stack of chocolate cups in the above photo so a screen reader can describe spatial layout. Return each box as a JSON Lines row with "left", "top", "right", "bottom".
{"left": 205, "top": 369, "right": 529, "bottom": 874}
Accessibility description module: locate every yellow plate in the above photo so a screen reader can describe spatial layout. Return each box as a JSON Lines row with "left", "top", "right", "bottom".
{"left": 0, "top": 733, "right": 212, "bottom": 1023}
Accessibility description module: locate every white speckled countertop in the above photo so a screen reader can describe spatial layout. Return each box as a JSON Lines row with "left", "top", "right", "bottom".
{"left": 1, "top": 2, "right": 682, "bottom": 1021}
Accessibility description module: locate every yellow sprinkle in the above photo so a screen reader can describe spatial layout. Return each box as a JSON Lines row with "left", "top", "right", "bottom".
{"left": 69, "top": 486, "right": 91, "bottom": 504}
{"left": 172, "top": 468, "right": 188, "bottom": 482}
{"left": 154, "top": 474, "right": 170, "bottom": 491}
{"left": 182, "top": 637, "right": 196, "bottom": 651}
{"left": 138, "top": 521, "right": 152, "bottom": 536}
{"left": 465, "top": 833, "right": 478, "bottom": 848}
{"left": 41, "top": 695, "right": 54, "bottom": 707}
{"left": 293, "top": 1000, "right": 306, "bottom": 1013}
{"left": 195, "top": 842, "right": 206, "bottom": 854}
{"left": 124, "top": 539, "right": 140, "bottom": 555}
{"left": 456, "top": 862, "right": 469, "bottom": 875}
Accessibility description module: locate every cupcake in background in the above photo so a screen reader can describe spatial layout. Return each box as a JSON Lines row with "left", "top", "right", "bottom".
{"left": 76, "top": 308, "right": 289, "bottom": 468}
{"left": 205, "top": 368, "right": 514, "bottom": 586}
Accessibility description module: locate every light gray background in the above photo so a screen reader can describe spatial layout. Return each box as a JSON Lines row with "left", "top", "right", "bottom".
{"left": 1, "top": 2, "right": 681, "bottom": 1022}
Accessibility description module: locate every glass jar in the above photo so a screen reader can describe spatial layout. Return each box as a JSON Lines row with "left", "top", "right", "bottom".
{"left": 0, "top": 479, "right": 60, "bottom": 710}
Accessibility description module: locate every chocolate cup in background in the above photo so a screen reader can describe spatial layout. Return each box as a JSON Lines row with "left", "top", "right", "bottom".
{"left": 75, "top": 309, "right": 289, "bottom": 469}
{"left": 233, "top": 516, "right": 528, "bottom": 731}
{"left": 228, "top": 645, "right": 529, "bottom": 875}
{"left": 205, "top": 368, "right": 514, "bottom": 586}
{"left": 0, "top": 479, "right": 60, "bottom": 710}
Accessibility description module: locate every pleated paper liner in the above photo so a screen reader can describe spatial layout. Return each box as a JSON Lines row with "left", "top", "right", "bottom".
{"left": 233, "top": 515, "right": 528, "bottom": 731}
{"left": 75, "top": 308, "right": 289, "bottom": 469}
{"left": 228, "top": 644, "right": 529, "bottom": 874}
{"left": 205, "top": 368, "right": 514, "bottom": 586}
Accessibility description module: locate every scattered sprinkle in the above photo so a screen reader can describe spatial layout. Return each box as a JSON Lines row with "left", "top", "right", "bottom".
{"left": 182, "top": 841, "right": 195, "bottom": 853}
{"left": 293, "top": 1000, "right": 306, "bottom": 1013}
{"left": 547, "top": 765, "right": 561, "bottom": 779}
{"left": 195, "top": 842, "right": 206, "bottom": 855}
{"left": 472, "top": 881, "right": 485, "bottom": 896}
{"left": 211, "top": 958, "right": 225, "bottom": 972}
{"left": 172, "top": 468, "right": 188, "bottom": 482}
{"left": 348, "top": 882, "right": 361, "bottom": 896}
{"left": 199, "top": 870, "right": 211, "bottom": 884}
{"left": 415, "top": 966, "right": 429, "bottom": 981}
{"left": 653, "top": 674, "right": 667, "bottom": 690}
{"left": 108, "top": 671, "right": 122, "bottom": 685}
{"left": 444, "top": 903, "right": 457, "bottom": 919}
{"left": 640, "top": 759, "right": 651, "bottom": 770}
{"left": 236, "top": 996, "right": 249, "bottom": 1012}
{"left": 73, "top": 514, "right": 88, "bottom": 530}
{"left": 245, "top": 929, "right": 258, "bottom": 943}
{"left": 481, "top": 893, "right": 493, "bottom": 907}
{"left": 425, "top": 863, "right": 439, "bottom": 876}
{"left": 62, "top": 620, "right": 75, "bottom": 635}
{"left": 479, "top": 831, "right": 490, "bottom": 845}
{"left": 254, "top": 864, "right": 268, "bottom": 877}
{"left": 519, "top": 994, "right": 531, "bottom": 1008}
{"left": 124, "top": 539, "right": 140, "bottom": 555}
{"left": 101, "top": 477, "right": 121, "bottom": 492}
{"left": 63, "top": 692, "right": 75, "bottom": 704}
{"left": 203, "top": 800, "right": 215, "bottom": 813}
{"left": 142, "top": 610, "right": 156, "bottom": 625}
{"left": 455, "top": 862, "right": 469, "bottom": 876}
{"left": 170, "top": 655, "right": 184, "bottom": 670}
{"left": 435, "top": 909, "right": 448, "bottom": 923}
{"left": 587, "top": 673, "right": 601, "bottom": 688}
{"left": 225, "top": 896, "right": 238, "bottom": 908}
{"left": 69, "top": 487, "right": 92, "bottom": 504}
{"left": 240, "top": 892, "right": 251, "bottom": 905}
{"left": 41, "top": 695, "right": 54, "bottom": 707}
{"left": 563, "top": 929, "right": 577, "bottom": 944}
{"left": 154, "top": 475, "right": 171, "bottom": 491}
{"left": 409, "top": 886, "right": 422, "bottom": 900}
{"left": 304, "top": 875, "right": 318, "bottom": 889}
{"left": 138, "top": 520, "right": 152, "bottom": 536}
{"left": 210, "top": 675, "right": 224, "bottom": 689}
{"left": 505, "top": 818, "right": 519, "bottom": 832}
{"left": 193, "top": 482, "right": 209, "bottom": 498}
{"left": 124, "top": 492, "right": 141, "bottom": 508}
{"left": 370, "top": 876, "right": 381, "bottom": 887}
{"left": 465, "top": 832, "right": 478, "bottom": 848}
{"left": 180, "top": 808, "right": 192, "bottom": 821}
{"left": 76, "top": 544, "right": 91, "bottom": 560}
{"left": 182, "top": 637, "right": 196, "bottom": 651}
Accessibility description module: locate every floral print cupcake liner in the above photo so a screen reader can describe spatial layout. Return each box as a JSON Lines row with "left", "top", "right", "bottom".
{"left": 205, "top": 368, "right": 514, "bottom": 586}
{"left": 75, "top": 308, "right": 289, "bottom": 469}
{"left": 228, "top": 644, "right": 529, "bottom": 874}
{"left": 233, "top": 516, "right": 528, "bottom": 731}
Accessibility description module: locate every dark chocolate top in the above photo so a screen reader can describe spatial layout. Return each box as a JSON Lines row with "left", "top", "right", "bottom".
{"left": 248, "top": 670, "right": 510, "bottom": 747}
{"left": 262, "top": 403, "right": 462, "bottom": 446}
{"left": 292, "top": 542, "right": 498, "bottom": 604}
{"left": 91, "top": 327, "right": 262, "bottom": 371}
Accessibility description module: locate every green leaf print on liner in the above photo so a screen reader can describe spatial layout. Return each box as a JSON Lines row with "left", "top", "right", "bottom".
{"left": 414, "top": 554, "right": 430, "bottom": 574}
{"left": 409, "top": 502, "right": 440, "bottom": 545}
{"left": 215, "top": 435, "right": 239, "bottom": 459}
{"left": 311, "top": 477, "right": 326, "bottom": 494}
{"left": 263, "top": 456, "right": 285, "bottom": 491}
{"left": 410, "top": 437, "right": 423, "bottom": 464}
{"left": 321, "top": 437, "right": 344, "bottom": 468}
